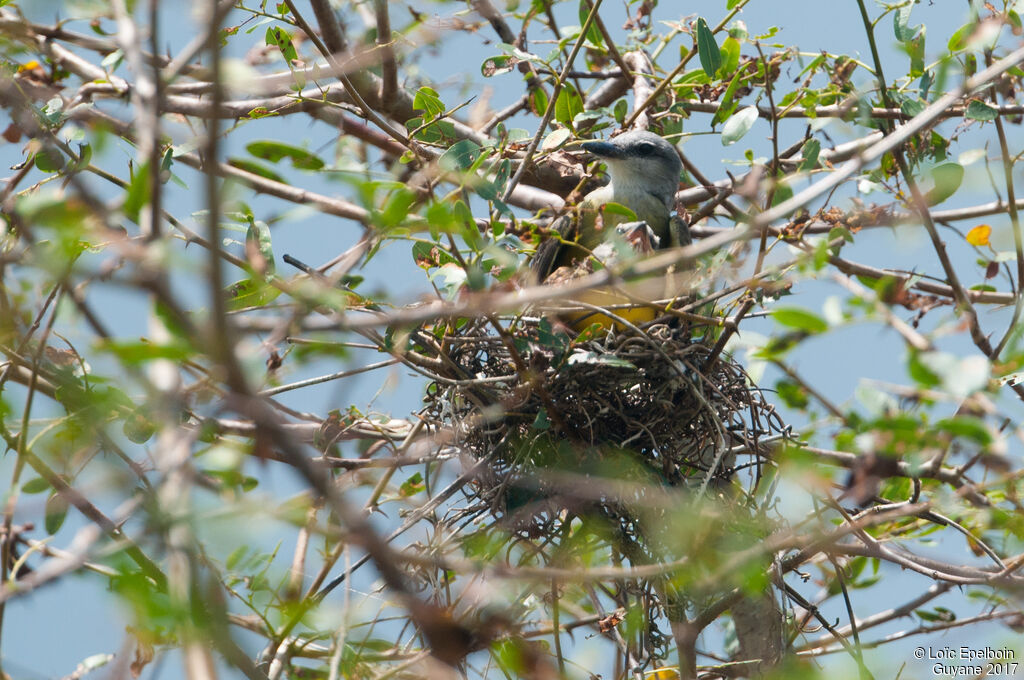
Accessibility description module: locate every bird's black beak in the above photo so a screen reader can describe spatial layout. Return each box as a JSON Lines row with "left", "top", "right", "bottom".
{"left": 581, "top": 140, "right": 624, "bottom": 159}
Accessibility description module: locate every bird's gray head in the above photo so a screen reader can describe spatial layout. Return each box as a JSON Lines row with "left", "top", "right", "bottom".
{"left": 581, "top": 130, "right": 682, "bottom": 206}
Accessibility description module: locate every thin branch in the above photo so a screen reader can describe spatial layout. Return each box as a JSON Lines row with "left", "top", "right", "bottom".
{"left": 372, "top": 0, "right": 398, "bottom": 107}
{"left": 679, "top": 99, "right": 1024, "bottom": 120}
{"left": 501, "top": 0, "right": 604, "bottom": 201}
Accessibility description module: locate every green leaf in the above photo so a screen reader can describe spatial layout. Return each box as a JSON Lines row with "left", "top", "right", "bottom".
{"left": 578, "top": 0, "right": 603, "bottom": 47}
{"left": 100, "top": 339, "right": 193, "bottom": 364}
{"left": 915, "top": 607, "right": 956, "bottom": 623}
{"left": 827, "top": 226, "right": 854, "bottom": 245}
{"left": 158, "top": 146, "right": 173, "bottom": 181}
{"left": 438, "top": 139, "right": 483, "bottom": 171}
{"left": 718, "top": 36, "right": 741, "bottom": 77}
{"left": 45, "top": 492, "right": 69, "bottom": 535}
{"left": 798, "top": 138, "right": 820, "bottom": 172}
{"left": 947, "top": 22, "right": 974, "bottom": 52}
{"left": 919, "top": 70, "right": 933, "bottom": 100}
{"left": 854, "top": 384, "right": 899, "bottom": 417}
{"left": 554, "top": 84, "right": 584, "bottom": 129}
{"left": 413, "top": 86, "right": 445, "bottom": 122}
{"left": 245, "top": 218, "right": 275, "bottom": 274}
{"left": 481, "top": 54, "right": 516, "bottom": 77}
{"left": 490, "top": 158, "right": 512, "bottom": 196}
{"left": 153, "top": 299, "right": 192, "bottom": 342}
{"left": 429, "top": 262, "right": 467, "bottom": 300}
{"left": 676, "top": 67, "right": 710, "bottom": 89}
{"left": 227, "top": 158, "right": 286, "bottom": 184}
{"left": 123, "top": 162, "right": 152, "bottom": 222}
{"left": 772, "top": 307, "right": 828, "bottom": 333}
{"left": 405, "top": 116, "right": 433, "bottom": 143}
{"left": 226, "top": 546, "right": 250, "bottom": 571}
{"left": 70, "top": 143, "right": 92, "bottom": 173}
{"left": 21, "top": 477, "right": 51, "bottom": 494}
{"left": 245, "top": 106, "right": 279, "bottom": 120}
{"left": 123, "top": 408, "right": 156, "bottom": 444}
{"left": 453, "top": 200, "right": 479, "bottom": 249}
{"left": 376, "top": 188, "right": 417, "bottom": 228}
{"left": 225, "top": 277, "right": 283, "bottom": 311}
{"left": 965, "top": 53, "right": 977, "bottom": 78}
{"left": 907, "top": 32, "right": 925, "bottom": 78}
{"left": 893, "top": 3, "right": 921, "bottom": 42}
{"left": 1010, "top": 10, "right": 1023, "bottom": 32}
{"left": 40, "top": 96, "right": 65, "bottom": 127}
{"left": 771, "top": 177, "right": 793, "bottom": 207}
{"left": 399, "top": 472, "right": 425, "bottom": 497}
{"left": 721, "top": 106, "right": 758, "bottom": 146}
{"left": 599, "top": 201, "right": 638, "bottom": 221}
{"left": 541, "top": 127, "right": 571, "bottom": 150}
{"left": 265, "top": 26, "right": 297, "bottom": 63}
{"left": 613, "top": 98, "right": 628, "bottom": 123}
{"left": 422, "top": 202, "right": 454, "bottom": 240}
{"left": 711, "top": 64, "right": 746, "bottom": 125}
{"left": 246, "top": 140, "right": 325, "bottom": 170}
{"left": 924, "top": 163, "right": 964, "bottom": 206}
{"left": 529, "top": 87, "right": 549, "bottom": 116}
{"left": 916, "top": 352, "right": 990, "bottom": 398}
{"left": 696, "top": 18, "right": 721, "bottom": 79}
{"left": 935, "top": 416, "right": 993, "bottom": 446}
{"left": 775, "top": 379, "right": 809, "bottom": 409}
{"left": 966, "top": 100, "right": 998, "bottom": 121}
{"left": 908, "top": 350, "right": 941, "bottom": 388}
{"left": 900, "top": 97, "right": 925, "bottom": 118}
{"left": 33, "top": 148, "right": 64, "bottom": 173}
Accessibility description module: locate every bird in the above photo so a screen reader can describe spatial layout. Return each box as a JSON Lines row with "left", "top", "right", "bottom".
{"left": 531, "top": 130, "right": 691, "bottom": 331}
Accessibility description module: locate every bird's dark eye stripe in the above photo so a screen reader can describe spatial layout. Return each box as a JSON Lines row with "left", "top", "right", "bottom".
{"left": 637, "top": 142, "right": 655, "bottom": 154}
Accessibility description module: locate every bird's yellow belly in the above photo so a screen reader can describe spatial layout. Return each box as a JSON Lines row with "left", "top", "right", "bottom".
{"left": 565, "top": 287, "right": 659, "bottom": 332}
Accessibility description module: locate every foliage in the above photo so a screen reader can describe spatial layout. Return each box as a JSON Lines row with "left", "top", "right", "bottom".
{"left": 1, "top": 1, "right": 1024, "bottom": 679}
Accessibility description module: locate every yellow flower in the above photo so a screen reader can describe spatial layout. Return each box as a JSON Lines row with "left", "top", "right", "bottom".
{"left": 966, "top": 224, "right": 992, "bottom": 246}
{"left": 645, "top": 669, "right": 680, "bottom": 680}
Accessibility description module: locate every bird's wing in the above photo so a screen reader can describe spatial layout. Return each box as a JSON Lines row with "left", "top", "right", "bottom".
{"left": 530, "top": 213, "right": 576, "bottom": 284}
{"left": 669, "top": 214, "right": 692, "bottom": 248}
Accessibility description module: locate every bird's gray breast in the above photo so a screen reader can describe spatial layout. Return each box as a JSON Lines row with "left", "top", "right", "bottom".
{"left": 584, "top": 184, "right": 671, "bottom": 242}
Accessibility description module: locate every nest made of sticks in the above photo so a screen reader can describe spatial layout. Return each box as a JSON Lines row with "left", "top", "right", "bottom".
{"left": 422, "top": 316, "right": 789, "bottom": 536}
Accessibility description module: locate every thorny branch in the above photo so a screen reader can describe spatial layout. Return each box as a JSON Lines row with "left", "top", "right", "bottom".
{"left": 2, "top": 2, "right": 1024, "bottom": 679}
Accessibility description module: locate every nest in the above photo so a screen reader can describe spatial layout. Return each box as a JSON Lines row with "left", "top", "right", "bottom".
{"left": 423, "top": 315, "right": 789, "bottom": 539}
